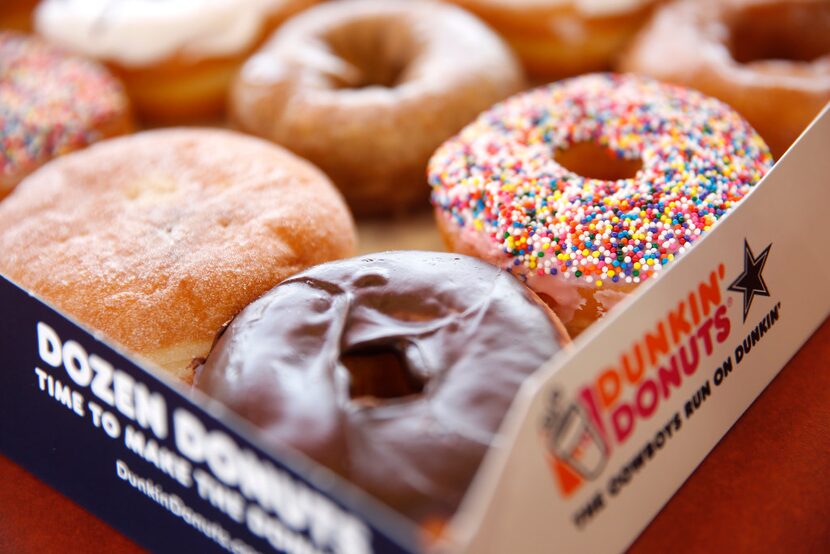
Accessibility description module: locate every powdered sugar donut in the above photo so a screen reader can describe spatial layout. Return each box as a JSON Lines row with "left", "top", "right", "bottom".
{"left": 0, "top": 129, "right": 355, "bottom": 381}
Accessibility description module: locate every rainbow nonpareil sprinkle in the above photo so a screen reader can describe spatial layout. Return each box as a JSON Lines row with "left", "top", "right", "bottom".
{"left": 0, "top": 32, "right": 129, "bottom": 188}
{"left": 429, "top": 73, "right": 773, "bottom": 287}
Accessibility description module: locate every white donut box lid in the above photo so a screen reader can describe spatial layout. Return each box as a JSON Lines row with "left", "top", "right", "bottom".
{"left": 1, "top": 105, "right": 828, "bottom": 554}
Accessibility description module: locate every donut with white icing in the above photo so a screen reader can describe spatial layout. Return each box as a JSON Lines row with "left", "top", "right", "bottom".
{"left": 35, "top": 0, "right": 319, "bottom": 121}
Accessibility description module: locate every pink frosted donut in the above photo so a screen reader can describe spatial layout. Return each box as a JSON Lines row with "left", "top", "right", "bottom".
{"left": 429, "top": 73, "right": 773, "bottom": 336}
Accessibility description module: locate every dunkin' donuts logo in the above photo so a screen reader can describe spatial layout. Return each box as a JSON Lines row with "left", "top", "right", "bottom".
{"left": 541, "top": 262, "right": 730, "bottom": 498}
{"left": 541, "top": 240, "right": 775, "bottom": 501}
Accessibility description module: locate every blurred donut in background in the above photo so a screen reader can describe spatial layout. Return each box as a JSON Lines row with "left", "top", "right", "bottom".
{"left": 230, "top": 0, "right": 525, "bottom": 217}
{"left": 441, "top": 0, "right": 663, "bottom": 80}
{"left": 621, "top": 0, "right": 830, "bottom": 158}
{"left": 0, "top": 0, "right": 38, "bottom": 31}
{"left": 0, "top": 31, "right": 132, "bottom": 199}
{"left": 34, "top": 0, "right": 320, "bottom": 123}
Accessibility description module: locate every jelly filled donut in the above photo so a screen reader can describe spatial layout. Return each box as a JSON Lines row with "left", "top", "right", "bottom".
{"left": 195, "top": 251, "right": 569, "bottom": 522}
{"left": 429, "top": 73, "right": 773, "bottom": 336}
{"left": 441, "top": 0, "right": 662, "bottom": 80}
{"left": 0, "top": 31, "right": 132, "bottom": 199}
{"left": 0, "top": 129, "right": 355, "bottom": 381}
{"left": 35, "top": 0, "right": 320, "bottom": 122}
{"left": 230, "top": 0, "right": 525, "bottom": 216}
{"left": 621, "top": 0, "right": 830, "bottom": 159}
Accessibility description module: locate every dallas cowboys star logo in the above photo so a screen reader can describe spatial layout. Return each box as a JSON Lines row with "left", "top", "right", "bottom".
{"left": 728, "top": 240, "right": 772, "bottom": 323}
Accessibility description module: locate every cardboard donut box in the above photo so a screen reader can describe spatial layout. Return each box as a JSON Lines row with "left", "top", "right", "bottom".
{"left": 1, "top": 81, "right": 829, "bottom": 554}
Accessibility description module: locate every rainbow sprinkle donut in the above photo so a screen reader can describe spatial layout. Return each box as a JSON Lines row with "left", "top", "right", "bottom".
{"left": 0, "top": 32, "right": 132, "bottom": 198}
{"left": 429, "top": 73, "right": 773, "bottom": 335}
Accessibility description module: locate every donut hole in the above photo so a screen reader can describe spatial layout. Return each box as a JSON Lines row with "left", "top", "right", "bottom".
{"left": 323, "top": 19, "right": 413, "bottom": 89}
{"left": 341, "top": 346, "right": 425, "bottom": 403}
{"left": 555, "top": 141, "right": 642, "bottom": 181}
{"left": 727, "top": 2, "right": 830, "bottom": 64}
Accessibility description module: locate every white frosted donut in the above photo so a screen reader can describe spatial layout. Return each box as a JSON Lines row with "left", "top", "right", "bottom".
{"left": 36, "top": 0, "right": 279, "bottom": 66}
{"left": 35, "top": 0, "right": 320, "bottom": 121}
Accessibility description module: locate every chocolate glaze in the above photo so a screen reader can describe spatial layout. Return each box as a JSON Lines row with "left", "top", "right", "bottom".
{"left": 194, "top": 251, "right": 568, "bottom": 522}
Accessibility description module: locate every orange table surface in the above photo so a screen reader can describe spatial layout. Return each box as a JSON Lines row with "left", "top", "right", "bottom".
{"left": 1, "top": 318, "right": 828, "bottom": 554}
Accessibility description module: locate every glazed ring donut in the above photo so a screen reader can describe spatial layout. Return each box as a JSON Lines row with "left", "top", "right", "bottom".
{"left": 0, "top": 129, "right": 355, "bottom": 381}
{"left": 621, "top": 0, "right": 830, "bottom": 158}
{"left": 429, "top": 73, "right": 773, "bottom": 336}
{"left": 34, "top": 0, "right": 320, "bottom": 122}
{"left": 230, "top": 0, "right": 525, "bottom": 216}
{"left": 0, "top": 31, "right": 132, "bottom": 199}
{"left": 194, "top": 251, "right": 569, "bottom": 523}
{"left": 441, "top": 0, "right": 661, "bottom": 80}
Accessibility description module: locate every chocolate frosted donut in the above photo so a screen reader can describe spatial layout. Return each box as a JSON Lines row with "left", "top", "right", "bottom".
{"left": 195, "top": 251, "right": 569, "bottom": 522}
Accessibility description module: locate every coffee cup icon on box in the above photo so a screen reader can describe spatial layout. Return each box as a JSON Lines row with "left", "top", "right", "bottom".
{"left": 545, "top": 392, "right": 608, "bottom": 480}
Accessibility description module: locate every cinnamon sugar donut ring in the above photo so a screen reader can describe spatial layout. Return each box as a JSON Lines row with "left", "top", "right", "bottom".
{"left": 35, "top": 0, "right": 320, "bottom": 122}
{"left": 429, "top": 74, "right": 772, "bottom": 336}
{"left": 621, "top": 0, "right": 830, "bottom": 158}
{"left": 230, "top": 0, "right": 525, "bottom": 216}
{"left": 0, "top": 129, "right": 355, "bottom": 381}
{"left": 0, "top": 31, "right": 132, "bottom": 199}
{"left": 441, "top": 0, "right": 662, "bottom": 80}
